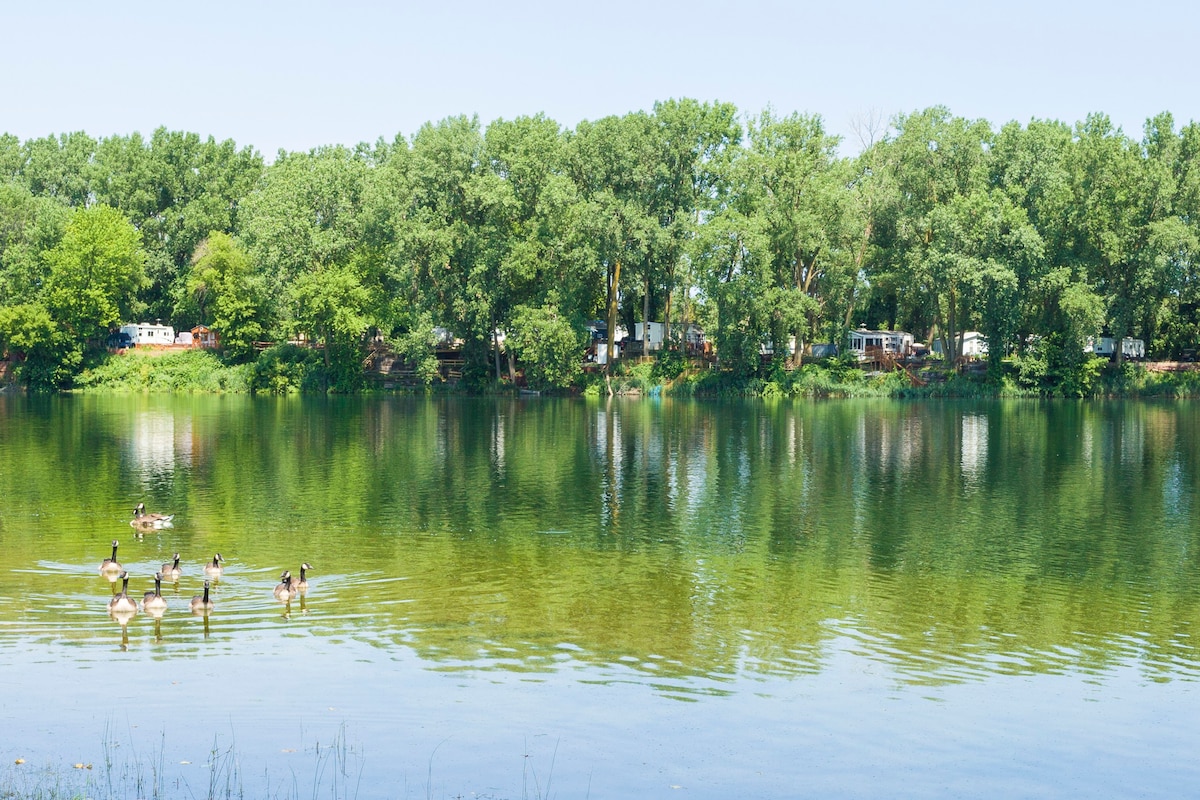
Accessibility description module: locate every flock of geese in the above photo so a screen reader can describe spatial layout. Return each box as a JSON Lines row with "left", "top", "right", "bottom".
{"left": 102, "top": 503, "right": 312, "bottom": 622}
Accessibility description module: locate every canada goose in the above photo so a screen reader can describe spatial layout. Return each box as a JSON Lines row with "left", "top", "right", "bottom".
{"left": 203, "top": 553, "right": 224, "bottom": 579}
{"left": 190, "top": 581, "right": 214, "bottom": 614}
{"left": 294, "top": 562, "right": 312, "bottom": 593}
{"left": 274, "top": 571, "right": 295, "bottom": 600}
{"left": 108, "top": 572, "right": 138, "bottom": 614}
{"left": 142, "top": 572, "right": 168, "bottom": 614}
{"left": 130, "top": 503, "right": 174, "bottom": 530}
{"left": 161, "top": 553, "right": 182, "bottom": 582}
{"left": 99, "top": 540, "right": 122, "bottom": 577}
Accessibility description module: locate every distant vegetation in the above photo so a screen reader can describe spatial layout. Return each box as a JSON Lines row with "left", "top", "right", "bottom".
{"left": 2, "top": 102, "right": 1199, "bottom": 395}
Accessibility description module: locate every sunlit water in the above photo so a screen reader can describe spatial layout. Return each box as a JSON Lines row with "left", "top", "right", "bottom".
{"left": 0, "top": 395, "right": 1198, "bottom": 798}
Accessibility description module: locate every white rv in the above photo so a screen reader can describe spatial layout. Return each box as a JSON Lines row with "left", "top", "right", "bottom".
{"left": 119, "top": 322, "right": 176, "bottom": 347}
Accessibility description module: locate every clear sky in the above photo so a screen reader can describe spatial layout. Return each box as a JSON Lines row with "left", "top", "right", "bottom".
{"left": 2, "top": 0, "right": 1195, "bottom": 158}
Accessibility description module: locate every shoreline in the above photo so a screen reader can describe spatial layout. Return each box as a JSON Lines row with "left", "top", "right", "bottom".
{"left": 5, "top": 348, "right": 1200, "bottom": 399}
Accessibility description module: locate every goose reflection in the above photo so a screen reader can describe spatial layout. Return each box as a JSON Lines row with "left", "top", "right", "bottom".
{"left": 108, "top": 574, "right": 137, "bottom": 651}
{"left": 110, "top": 608, "right": 135, "bottom": 650}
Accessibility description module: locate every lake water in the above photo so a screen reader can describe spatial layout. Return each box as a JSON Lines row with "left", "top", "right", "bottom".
{"left": 0, "top": 395, "right": 1197, "bottom": 799}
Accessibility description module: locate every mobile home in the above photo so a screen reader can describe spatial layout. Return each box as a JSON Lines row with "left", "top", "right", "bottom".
{"left": 848, "top": 328, "right": 914, "bottom": 361}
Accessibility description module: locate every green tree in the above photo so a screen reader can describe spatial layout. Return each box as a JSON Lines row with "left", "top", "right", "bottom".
{"left": 0, "top": 181, "right": 69, "bottom": 302}
{"left": 567, "top": 113, "right": 661, "bottom": 374}
{"left": 183, "top": 232, "right": 270, "bottom": 361}
{"left": 0, "top": 301, "right": 78, "bottom": 389}
{"left": 867, "top": 107, "right": 994, "bottom": 360}
{"left": 691, "top": 184, "right": 775, "bottom": 377}
{"left": 19, "top": 131, "right": 97, "bottom": 207}
{"left": 43, "top": 204, "right": 147, "bottom": 342}
{"left": 240, "top": 146, "right": 369, "bottom": 299}
{"left": 94, "top": 129, "right": 263, "bottom": 320}
{"left": 646, "top": 99, "right": 741, "bottom": 350}
{"left": 990, "top": 119, "right": 1076, "bottom": 355}
{"left": 290, "top": 263, "right": 372, "bottom": 390}
{"left": 506, "top": 302, "right": 586, "bottom": 390}
{"left": 925, "top": 189, "right": 1042, "bottom": 372}
{"left": 743, "top": 109, "right": 850, "bottom": 365}
{"left": 477, "top": 114, "right": 589, "bottom": 380}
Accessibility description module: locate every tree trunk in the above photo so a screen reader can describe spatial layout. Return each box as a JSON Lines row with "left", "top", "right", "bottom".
{"left": 663, "top": 289, "right": 673, "bottom": 352}
{"left": 642, "top": 274, "right": 650, "bottom": 353}
{"left": 605, "top": 259, "right": 622, "bottom": 374}
{"left": 946, "top": 286, "right": 959, "bottom": 364}
{"left": 492, "top": 323, "right": 501, "bottom": 381}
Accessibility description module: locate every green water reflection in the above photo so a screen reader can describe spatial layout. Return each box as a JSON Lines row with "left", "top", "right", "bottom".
{"left": 0, "top": 395, "right": 1197, "bottom": 688}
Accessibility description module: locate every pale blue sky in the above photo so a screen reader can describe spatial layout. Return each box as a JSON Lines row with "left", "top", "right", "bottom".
{"left": 2, "top": 0, "right": 1194, "bottom": 157}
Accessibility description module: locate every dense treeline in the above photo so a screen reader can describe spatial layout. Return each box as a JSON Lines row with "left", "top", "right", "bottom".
{"left": 1, "top": 102, "right": 1198, "bottom": 393}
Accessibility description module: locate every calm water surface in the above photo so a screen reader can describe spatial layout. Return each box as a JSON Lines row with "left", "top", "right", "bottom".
{"left": 0, "top": 395, "right": 1197, "bottom": 798}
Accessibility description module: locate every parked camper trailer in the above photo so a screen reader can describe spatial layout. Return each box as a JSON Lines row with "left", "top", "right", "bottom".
{"left": 120, "top": 322, "right": 176, "bottom": 347}
{"left": 1086, "top": 336, "right": 1146, "bottom": 360}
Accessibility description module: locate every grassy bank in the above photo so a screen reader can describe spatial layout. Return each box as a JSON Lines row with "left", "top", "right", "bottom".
{"left": 45, "top": 347, "right": 1200, "bottom": 399}
{"left": 74, "top": 350, "right": 251, "bottom": 393}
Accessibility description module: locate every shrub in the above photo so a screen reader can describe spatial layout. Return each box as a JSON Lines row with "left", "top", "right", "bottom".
{"left": 75, "top": 350, "right": 250, "bottom": 393}
{"left": 250, "top": 344, "right": 324, "bottom": 394}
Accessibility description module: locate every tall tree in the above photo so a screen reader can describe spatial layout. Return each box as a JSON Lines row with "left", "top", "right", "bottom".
{"left": 19, "top": 132, "right": 97, "bottom": 207}
{"left": 647, "top": 99, "right": 740, "bottom": 349}
{"left": 240, "top": 145, "right": 369, "bottom": 340}
{"left": 743, "top": 109, "right": 850, "bottom": 365}
{"left": 0, "top": 181, "right": 69, "bottom": 303}
{"left": 1068, "top": 114, "right": 1185, "bottom": 363}
{"left": 182, "top": 232, "right": 270, "bottom": 361}
{"left": 868, "top": 107, "right": 994, "bottom": 361}
{"left": 42, "top": 204, "right": 146, "bottom": 341}
{"left": 567, "top": 113, "right": 660, "bottom": 373}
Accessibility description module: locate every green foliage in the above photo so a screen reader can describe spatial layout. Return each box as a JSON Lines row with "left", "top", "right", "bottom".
{"left": 239, "top": 146, "right": 367, "bottom": 295}
{"left": 0, "top": 302, "right": 79, "bottom": 390}
{"left": 43, "top": 204, "right": 147, "bottom": 341}
{"left": 1012, "top": 335, "right": 1108, "bottom": 396}
{"left": 0, "top": 181, "right": 69, "bottom": 300}
{"left": 651, "top": 349, "right": 686, "bottom": 381}
{"left": 180, "top": 232, "right": 270, "bottom": 361}
{"left": 74, "top": 350, "right": 250, "bottom": 392}
{"left": 506, "top": 304, "right": 586, "bottom": 390}
{"left": 250, "top": 344, "right": 325, "bottom": 394}
{"left": 388, "top": 319, "right": 441, "bottom": 385}
{"left": 289, "top": 264, "right": 372, "bottom": 391}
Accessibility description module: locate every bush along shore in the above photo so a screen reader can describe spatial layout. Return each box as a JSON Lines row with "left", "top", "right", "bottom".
{"left": 35, "top": 347, "right": 1200, "bottom": 399}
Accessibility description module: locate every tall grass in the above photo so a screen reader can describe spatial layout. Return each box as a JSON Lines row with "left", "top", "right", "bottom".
{"left": 1, "top": 726, "right": 362, "bottom": 800}
{"left": 74, "top": 350, "right": 251, "bottom": 393}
